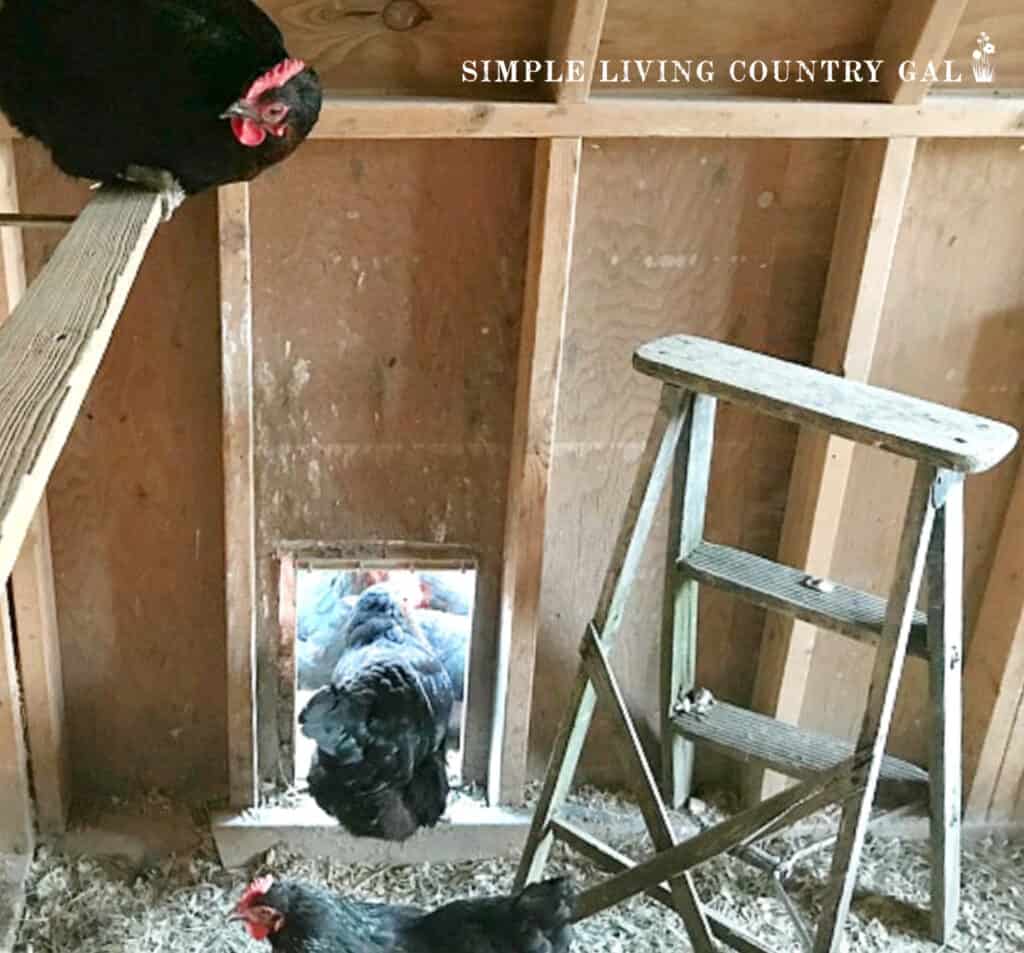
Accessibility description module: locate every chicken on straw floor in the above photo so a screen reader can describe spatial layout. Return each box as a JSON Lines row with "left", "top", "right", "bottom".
{"left": 12, "top": 788, "right": 1024, "bottom": 953}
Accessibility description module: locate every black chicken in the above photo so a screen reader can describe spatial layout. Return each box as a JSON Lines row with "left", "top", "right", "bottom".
{"left": 0, "top": 0, "right": 321, "bottom": 218}
{"left": 298, "top": 584, "right": 455, "bottom": 841}
{"left": 412, "top": 607, "right": 469, "bottom": 748}
{"left": 231, "top": 874, "right": 575, "bottom": 953}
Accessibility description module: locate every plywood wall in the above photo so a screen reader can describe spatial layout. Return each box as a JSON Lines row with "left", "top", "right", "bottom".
{"left": 14, "top": 141, "right": 228, "bottom": 802}
{"left": 528, "top": 138, "right": 850, "bottom": 788}
{"left": 599, "top": 0, "right": 889, "bottom": 98}
{"left": 247, "top": 140, "right": 533, "bottom": 785}
{"left": 249, "top": 0, "right": 1024, "bottom": 99}
{"left": 258, "top": 0, "right": 553, "bottom": 97}
{"left": 11, "top": 139, "right": 1024, "bottom": 808}
{"left": 799, "top": 139, "right": 1024, "bottom": 765}
{"left": 943, "top": 0, "right": 1024, "bottom": 90}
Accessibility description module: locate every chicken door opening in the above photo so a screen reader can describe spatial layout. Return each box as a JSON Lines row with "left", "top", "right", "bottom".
{"left": 294, "top": 567, "right": 476, "bottom": 794}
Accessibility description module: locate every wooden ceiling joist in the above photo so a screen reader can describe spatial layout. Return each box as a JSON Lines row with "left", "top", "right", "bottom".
{"left": 306, "top": 94, "right": 1024, "bottom": 140}
{"left": 0, "top": 93, "right": 1020, "bottom": 143}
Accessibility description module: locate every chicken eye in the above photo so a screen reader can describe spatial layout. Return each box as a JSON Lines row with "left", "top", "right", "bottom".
{"left": 263, "top": 103, "right": 287, "bottom": 123}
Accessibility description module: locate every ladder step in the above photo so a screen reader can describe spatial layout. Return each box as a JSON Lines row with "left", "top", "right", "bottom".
{"left": 678, "top": 542, "right": 929, "bottom": 658}
{"left": 671, "top": 694, "right": 928, "bottom": 787}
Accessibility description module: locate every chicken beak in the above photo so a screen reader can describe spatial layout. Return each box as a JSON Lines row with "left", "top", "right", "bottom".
{"left": 220, "top": 100, "right": 261, "bottom": 122}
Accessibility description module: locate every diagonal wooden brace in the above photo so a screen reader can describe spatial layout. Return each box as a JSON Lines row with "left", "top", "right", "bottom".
{"left": 573, "top": 751, "right": 870, "bottom": 920}
{"left": 514, "top": 386, "right": 692, "bottom": 889}
{"left": 581, "top": 623, "right": 716, "bottom": 952}
{"left": 551, "top": 819, "right": 771, "bottom": 953}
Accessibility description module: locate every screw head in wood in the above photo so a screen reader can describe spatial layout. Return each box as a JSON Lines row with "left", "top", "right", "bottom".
{"left": 801, "top": 575, "right": 836, "bottom": 593}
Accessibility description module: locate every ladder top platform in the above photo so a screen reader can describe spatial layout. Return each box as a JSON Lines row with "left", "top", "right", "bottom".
{"left": 635, "top": 335, "right": 1018, "bottom": 474}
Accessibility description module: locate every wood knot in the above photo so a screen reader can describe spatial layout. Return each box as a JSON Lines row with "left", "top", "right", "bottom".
{"left": 382, "top": 0, "right": 430, "bottom": 31}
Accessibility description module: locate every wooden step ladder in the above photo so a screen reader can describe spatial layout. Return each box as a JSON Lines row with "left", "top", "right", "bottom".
{"left": 514, "top": 334, "right": 1019, "bottom": 953}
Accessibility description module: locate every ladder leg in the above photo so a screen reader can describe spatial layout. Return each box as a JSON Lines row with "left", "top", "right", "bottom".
{"left": 514, "top": 385, "right": 691, "bottom": 889}
{"left": 661, "top": 393, "right": 716, "bottom": 808}
{"left": 583, "top": 627, "right": 716, "bottom": 952}
{"left": 926, "top": 473, "right": 963, "bottom": 944}
{"left": 813, "top": 464, "right": 939, "bottom": 953}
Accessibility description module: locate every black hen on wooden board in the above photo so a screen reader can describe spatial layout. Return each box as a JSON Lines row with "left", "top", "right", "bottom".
{"left": 231, "top": 874, "right": 575, "bottom": 953}
{"left": 0, "top": 0, "right": 321, "bottom": 217}
{"left": 299, "top": 584, "right": 455, "bottom": 841}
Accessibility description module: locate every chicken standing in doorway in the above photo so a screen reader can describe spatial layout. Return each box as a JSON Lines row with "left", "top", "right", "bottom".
{"left": 298, "top": 584, "right": 454, "bottom": 841}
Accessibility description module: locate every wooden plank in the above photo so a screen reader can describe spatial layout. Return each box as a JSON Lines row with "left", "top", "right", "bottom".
{"left": 634, "top": 335, "right": 1018, "bottom": 474}
{"left": 219, "top": 182, "right": 258, "bottom": 809}
{"left": 683, "top": 542, "right": 930, "bottom": 657}
{"left": 672, "top": 696, "right": 927, "bottom": 786}
{"left": 310, "top": 95, "right": 1024, "bottom": 140}
{"left": 2, "top": 141, "right": 70, "bottom": 835}
{"left": 548, "top": 0, "right": 609, "bottom": 103}
{"left": 276, "top": 553, "right": 298, "bottom": 788}
{"left": 0, "top": 185, "right": 162, "bottom": 584}
{"left": 490, "top": 137, "right": 581, "bottom": 805}
{"left": 661, "top": 394, "right": 715, "bottom": 807}
{"left": 748, "top": 137, "right": 918, "bottom": 800}
{"left": 580, "top": 626, "right": 716, "bottom": 952}
{"left": 4, "top": 95, "right": 1024, "bottom": 142}
{"left": 812, "top": 464, "right": 938, "bottom": 953}
{"left": 0, "top": 596, "right": 32, "bottom": 852}
{"left": 10, "top": 505, "right": 69, "bottom": 834}
{"left": 514, "top": 386, "right": 687, "bottom": 889}
{"left": 0, "top": 145, "right": 26, "bottom": 314}
{"left": 213, "top": 798, "right": 529, "bottom": 869}
{"left": 0, "top": 213, "right": 76, "bottom": 229}
{"left": 966, "top": 454, "right": 1024, "bottom": 818}
{"left": 550, "top": 820, "right": 771, "bottom": 953}
{"left": 964, "top": 454, "right": 1024, "bottom": 821}
{"left": 874, "top": 0, "right": 972, "bottom": 104}
{"left": 926, "top": 476, "right": 964, "bottom": 943}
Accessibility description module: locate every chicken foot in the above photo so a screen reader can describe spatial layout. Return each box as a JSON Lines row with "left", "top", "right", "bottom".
{"left": 121, "top": 164, "right": 187, "bottom": 222}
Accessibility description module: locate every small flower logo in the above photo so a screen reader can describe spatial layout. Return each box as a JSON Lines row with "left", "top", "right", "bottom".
{"left": 972, "top": 32, "right": 996, "bottom": 83}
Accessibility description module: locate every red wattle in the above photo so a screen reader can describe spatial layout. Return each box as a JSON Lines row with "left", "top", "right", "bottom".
{"left": 246, "top": 923, "right": 272, "bottom": 941}
{"left": 231, "top": 116, "right": 267, "bottom": 147}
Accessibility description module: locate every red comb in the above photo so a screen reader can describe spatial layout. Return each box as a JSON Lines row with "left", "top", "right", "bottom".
{"left": 237, "top": 875, "right": 275, "bottom": 908}
{"left": 245, "top": 58, "right": 306, "bottom": 102}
